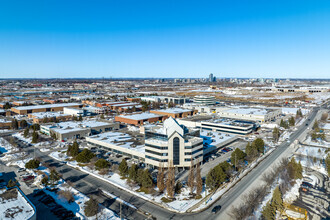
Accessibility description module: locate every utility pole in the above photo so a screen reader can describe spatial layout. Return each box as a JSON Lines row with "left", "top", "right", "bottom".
{"left": 120, "top": 196, "right": 122, "bottom": 220}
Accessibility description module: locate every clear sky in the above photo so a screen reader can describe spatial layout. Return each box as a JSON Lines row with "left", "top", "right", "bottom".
{"left": 1, "top": 0, "right": 330, "bottom": 79}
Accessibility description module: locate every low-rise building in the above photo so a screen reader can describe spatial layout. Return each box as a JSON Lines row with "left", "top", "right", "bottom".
{"left": 28, "top": 112, "right": 72, "bottom": 124}
{"left": 194, "top": 96, "right": 216, "bottom": 105}
{"left": 11, "top": 103, "right": 83, "bottom": 115}
{"left": 178, "top": 117, "right": 257, "bottom": 135}
{"left": 0, "top": 187, "right": 36, "bottom": 220}
{"left": 144, "top": 117, "right": 203, "bottom": 168}
{"left": 86, "top": 131, "right": 145, "bottom": 160}
{"left": 63, "top": 107, "right": 86, "bottom": 116}
{"left": 150, "top": 108, "right": 197, "bottom": 119}
{"left": 218, "top": 108, "right": 281, "bottom": 123}
{"left": 40, "top": 120, "right": 119, "bottom": 141}
{"left": 115, "top": 113, "right": 167, "bottom": 125}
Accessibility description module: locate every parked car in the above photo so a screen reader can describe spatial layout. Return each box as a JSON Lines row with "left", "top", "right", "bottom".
{"left": 18, "top": 168, "right": 26, "bottom": 173}
{"left": 212, "top": 205, "right": 222, "bottom": 214}
{"left": 22, "top": 175, "right": 35, "bottom": 182}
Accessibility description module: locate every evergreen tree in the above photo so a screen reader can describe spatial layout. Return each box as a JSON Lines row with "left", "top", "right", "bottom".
{"left": 272, "top": 127, "right": 280, "bottom": 142}
{"left": 24, "top": 128, "right": 29, "bottom": 138}
{"left": 128, "top": 163, "right": 138, "bottom": 182}
{"left": 75, "top": 149, "right": 95, "bottom": 163}
{"left": 95, "top": 159, "right": 110, "bottom": 170}
{"left": 43, "top": 117, "right": 48, "bottom": 123}
{"left": 49, "top": 169, "right": 60, "bottom": 185}
{"left": 271, "top": 186, "right": 283, "bottom": 211}
{"left": 20, "top": 120, "right": 27, "bottom": 128}
{"left": 32, "top": 131, "right": 39, "bottom": 143}
{"left": 245, "top": 142, "right": 258, "bottom": 162}
{"left": 262, "top": 201, "right": 275, "bottom": 220}
{"left": 140, "top": 169, "right": 153, "bottom": 188}
{"left": 119, "top": 159, "right": 128, "bottom": 176}
{"left": 187, "top": 160, "right": 195, "bottom": 194}
{"left": 100, "top": 114, "right": 104, "bottom": 119}
{"left": 157, "top": 165, "right": 165, "bottom": 192}
{"left": 70, "top": 141, "right": 80, "bottom": 157}
{"left": 231, "top": 148, "right": 246, "bottom": 169}
{"left": 253, "top": 138, "right": 265, "bottom": 154}
{"left": 195, "top": 162, "right": 203, "bottom": 196}
{"left": 78, "top": 115, "right": 83, "bottom": 121}
{"left": 206, "top": 165, "right": 226, "bottom": 190}
{"left": 288, "top": 116, "right": 295, "bottom": 126}
{"left": 313, "top": 121, "right": 320, "bottom": 132}
{"left": 25, "top": 159, "right": 40, "bottom": 169}
{"left": 11, "top": 119, "right": 18, "bottom": 130}
{"left": 84, "top": 197, "right": 99, "bottom": 217}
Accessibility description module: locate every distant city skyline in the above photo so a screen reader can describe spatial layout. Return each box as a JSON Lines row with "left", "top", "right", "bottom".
{"left": 1, "top": 0, "right": 330, "bottom": 79}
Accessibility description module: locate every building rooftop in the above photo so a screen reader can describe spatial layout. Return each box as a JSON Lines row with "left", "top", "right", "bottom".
{"left": 88, "top": 131, "right": 145, "bottom": 153}
{"left": 50, "top": 120, "right": 111, "bottom": 134}
{"left": 118, "top": 113, "right": 161, "bottom": 121}
{"left": 223, "top": 108, "right": 270, "bottom": 116}
{"left": 0, "top": 187, "right": 35, "bottom": 220}
{"left": 12, "top": 103, "right": 81, "bottom": 111}
{"left": 200, "top": 130, "right": 236, "bottom": 147}
{"left": 29, "top": 111, "right": 70, "bottom": 119}
{"left": 153, "top": 108, "right": 192, "bottom": 114}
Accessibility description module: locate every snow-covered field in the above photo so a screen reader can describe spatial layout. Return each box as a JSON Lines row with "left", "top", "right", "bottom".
{"left": 13, "top": 132, "right": 32, "bottom": 143}
{"left": 0, "top": 137, "right": 13, "bottom": 154}
{"left": 304, "top": 137, "right": 330, "bottom": 148}
{"left": 296, "top": 146, "right": 326, "bottom": 159}
{"left": 65, "top": 160, "right": 206, "bottom": 212}
{"left": 44, "top": 181, "right": 120, "bottom": 219}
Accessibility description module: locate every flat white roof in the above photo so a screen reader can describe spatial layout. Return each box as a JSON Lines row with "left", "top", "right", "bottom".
{"left": 154, "top": 108, "right": 192, "bottom": 114}
{"left": 13, "top": 103, "right": 81, "bottom": 111}
{"left": 118, "top": 113, "right": 161, "bottom": 121}
{"left": 88, "top": 131, "right": 145, "bottom": 154}
{"left": 29, "top": 112, "right": 70, "bottom": 119}
{"left": 0, "top": 188, "right": 35, "bottom": 220}
{"left": 223, "top": 108, "right": 269, "bottom": 116}
{"left": 51, "top": 120, "right": 111, "bottom": 134}
{"left": 200, "top": 130, "right": 236, "bottom": 147}
{"left": 111, "top": 102, "right": 140, "bottom": 107}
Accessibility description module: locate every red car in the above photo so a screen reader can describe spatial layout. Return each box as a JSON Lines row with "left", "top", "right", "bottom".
{"left": 22, "top": 175, "right": 35, "bottom": 182}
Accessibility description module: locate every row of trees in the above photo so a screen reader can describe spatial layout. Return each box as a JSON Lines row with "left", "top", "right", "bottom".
{"left": 230, "top": 158, "right": 303, "bottom": 220}
{"left": 280, "top": 116, "right": 295, "bottom": 129}
{"left": 119, "top": 159, "right": 154, "bottom": 190}
{"left": 205, "top": 138, "right": 266, "bottom": 192}
{"left": 66, "top": 141, "right": 96, "bottom": 163}
{"left": 11, "top": 119, "right": 28, "bottom": 130}
{"left": 187, "top": 161, "right": 203, "bottom": 197}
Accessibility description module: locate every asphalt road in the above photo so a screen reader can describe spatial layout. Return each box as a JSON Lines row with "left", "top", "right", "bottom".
{"left": 2, "top": 105, "right": 324, "bottom": 220}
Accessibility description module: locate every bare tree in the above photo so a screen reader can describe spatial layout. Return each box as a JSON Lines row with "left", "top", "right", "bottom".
{"left": 166, "top": 161, "right": 175, "bottom": 199}
{"left": 157, "top": 164, "right": 165, "bottom": 193}
{"left": 195, "top": 162, "right": 203, "bottom": 196}
{"left": 187, "top": 159, "right": 195, "bottom": 194}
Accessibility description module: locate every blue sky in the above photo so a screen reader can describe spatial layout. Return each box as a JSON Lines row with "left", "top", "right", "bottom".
{"left": 0, "top": 0, "right": 330, "bottom": 78}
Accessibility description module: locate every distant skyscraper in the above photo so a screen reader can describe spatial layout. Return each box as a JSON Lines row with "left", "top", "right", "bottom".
{"left": 209, "top": 73, "right": 216, "bottom": 82}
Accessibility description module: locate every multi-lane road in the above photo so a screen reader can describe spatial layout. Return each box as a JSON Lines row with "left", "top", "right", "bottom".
{"left": 1, "top": 104, "right": 326, "bottom": 220}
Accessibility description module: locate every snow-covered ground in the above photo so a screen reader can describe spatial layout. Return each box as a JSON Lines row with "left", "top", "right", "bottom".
{"left": 283, "top": 179, "right": 303, "bottom": 203}
{"left": 65, "top": 160, "right": 206, "bottom": 212}
{"left": 0, "top": 188, "right": 35, "bottom": 220}
{"left": 6, "top": 157, "right": 32, "bottom": 168}
{"left": 296, "top": 146, "right": 326, "bottom": 159}
{"left": 0, "top": 137, "right": 14, "bottom": 154}
{"left": 13, "top": 132, "right": 32, "bottom": 143}
{"left": 49, "top": 150, "right": 69, "bottom": 161}
{"left": 304, "top": 137, "right": 330, "bottom": 148}
{"left": 296, "top": 155, "right": 327, "bottom": 176}
{"left": 44, "top": 181, "right": 120, "bottom": 219}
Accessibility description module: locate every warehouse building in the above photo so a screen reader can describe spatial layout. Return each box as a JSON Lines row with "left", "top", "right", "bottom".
{"left": 115, "top": 113, "right": 167, "bottom": 125}
{"left": 28, "top": 112, "right": 72, "bottom": 124}
{"left": 150, "top": 108, "right": 197, "bottom": 119}
{"left": 11, "top": 103, "right": 82, "bottom": 115}
{"left": 40, "top": 120, "right": 119, "bottom": 141}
